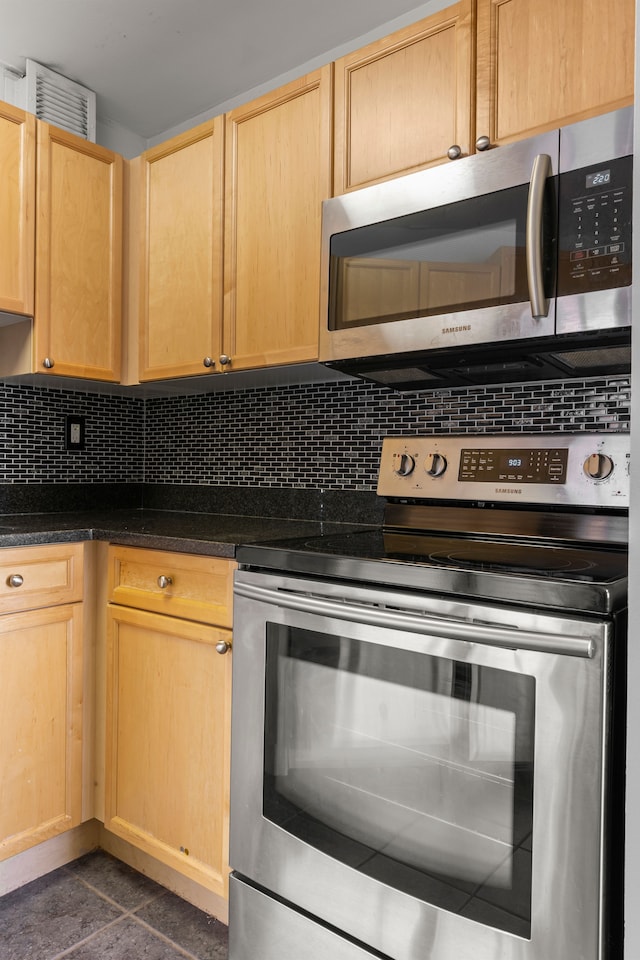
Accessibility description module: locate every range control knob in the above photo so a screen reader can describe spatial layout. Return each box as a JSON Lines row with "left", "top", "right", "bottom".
{"left": 424, "top": 453, "right": 448, "bottom": 477}
{"left": 393, "top": 452, "right": 416, "bottom": 477}
{"left": 583, "top": 453, "right": 614, "bottom": 480}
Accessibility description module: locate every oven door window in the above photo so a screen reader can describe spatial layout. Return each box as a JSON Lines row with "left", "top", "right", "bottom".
{"left": 328, "top": 181, "right": 556, "bottom": 330}
{"left": 263, "top": 625, "right": 535, "bottom": 938}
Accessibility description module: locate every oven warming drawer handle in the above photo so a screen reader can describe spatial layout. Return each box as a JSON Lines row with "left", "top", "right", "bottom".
{"left": 234, "top": 581, "right": 595, "bottom": 659}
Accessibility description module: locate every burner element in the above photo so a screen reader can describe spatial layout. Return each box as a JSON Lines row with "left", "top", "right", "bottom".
{"left": 385, "top": 535, "right": 603, "bottom": 579}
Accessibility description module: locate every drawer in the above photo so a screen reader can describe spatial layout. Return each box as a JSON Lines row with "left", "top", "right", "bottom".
{"left": 108, "top": 545, "right": 236, "bottom": 627}
{"left": 0, "top": 542, "right": 84, "bottom": 614}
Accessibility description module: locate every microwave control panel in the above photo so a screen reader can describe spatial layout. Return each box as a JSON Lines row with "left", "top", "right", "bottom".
{"left": 557, "top": 154, "right": 632, "bottom": 294}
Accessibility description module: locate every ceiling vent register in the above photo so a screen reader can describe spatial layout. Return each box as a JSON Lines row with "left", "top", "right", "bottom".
{"left": 26, "top": 59, "right": 96, "bottom": 141}
{"left": 2, "top": 58, "right": 96, "bottom": 141}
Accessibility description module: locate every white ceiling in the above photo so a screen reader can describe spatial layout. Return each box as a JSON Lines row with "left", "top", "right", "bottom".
{"left": 0, "top": 0, "right": 436, "bottom": 146}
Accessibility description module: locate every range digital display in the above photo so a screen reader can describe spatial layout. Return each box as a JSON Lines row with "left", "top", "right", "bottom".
{"left": 459, "top": 448, "right": 569, "bottom": 484}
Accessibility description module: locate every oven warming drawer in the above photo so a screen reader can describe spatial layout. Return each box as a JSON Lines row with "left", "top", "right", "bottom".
{"left": 229, "top": 874, "right": 379, "bottom": 960}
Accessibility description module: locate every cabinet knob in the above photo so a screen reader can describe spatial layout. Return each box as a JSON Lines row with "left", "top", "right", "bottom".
{"left": 203, "top": 357, "right": 216, "bottom": 368}
{"left": 157, "top": 575, "right": 173, "bottom": 589}
{"left": 219, "top": 355, "right": 231, "bottom": 367}
{"left": 215, "top": 639, "right": 232, "bottom": 655}
{"left": 42, "top": 357, "right": 55, "bottom": 369}
{"left": 475, "top": 135, "right": 491, "bottom": 151}
{"left": 447, "top": 144, "right": 462, "bottom": 160}
{"left": 7, "top": 573, "right": 24, "bottom": 588}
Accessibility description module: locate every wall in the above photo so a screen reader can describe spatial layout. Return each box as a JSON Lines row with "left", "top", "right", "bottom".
{"left": 144, "top": 0, "right": 448, "bottom": 152}
{"left": 0, "top": 373, "right": 630, "bottom": 491}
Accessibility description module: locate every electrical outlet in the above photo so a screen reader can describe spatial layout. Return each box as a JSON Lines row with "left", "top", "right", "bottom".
{"left": 65, "top": 415, "right": 86, "bottom": 451}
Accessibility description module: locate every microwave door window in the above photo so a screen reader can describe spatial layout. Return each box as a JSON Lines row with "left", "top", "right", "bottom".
{"left": 263, "top": 625, "right": 535, "bottom": 939}
{"left": 329, "top": 185, "right": 536, "bottom": 331}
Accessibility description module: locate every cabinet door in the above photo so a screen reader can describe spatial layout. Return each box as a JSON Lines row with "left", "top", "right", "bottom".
{"left": 137, "top": 119, "right": 224, "bottom": 381}
{"left": 475, "top": 0, "right": 635, "bottom": 148}
{"left": 0, "top": 101, "right": 35, "bottom": 316}
{"left": 333, "top": 0, "right": 474, "bottom": 194}
{"left": 224, "top": 66, "right": 332, "bottom": 371}
{"left": 105, "top": 605, "right": 232, "bottom": 897}
{"left": 0, "top": 603, "right": 83, "bottom": 860}
{"left": 35, "top": 122, "right": 123, "bottom": 380}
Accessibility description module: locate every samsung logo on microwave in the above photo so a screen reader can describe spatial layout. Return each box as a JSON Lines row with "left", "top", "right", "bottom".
{"left": 496, "top": 487, "right": 522, "bottom": 494}
{"left": 442, "top": 324, "right": 472, "bottom": 335}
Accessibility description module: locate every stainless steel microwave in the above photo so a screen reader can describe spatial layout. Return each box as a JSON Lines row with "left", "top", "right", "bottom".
{"left": 319, "top": 108, "right": 633, "bottom": 390}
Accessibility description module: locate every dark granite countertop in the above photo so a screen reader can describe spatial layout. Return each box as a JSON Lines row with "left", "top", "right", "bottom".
{"left": 0, "top": 507, "right": 374, "bottom": 557}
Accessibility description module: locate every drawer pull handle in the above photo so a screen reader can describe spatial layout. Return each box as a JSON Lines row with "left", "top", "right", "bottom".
{"left": 215, "top": 640, "right": 232, "bottom": 655}
{"left": 157, "top": 575, "right": 173, "bottom": 589}
{"left": 7, "top": 574, "right": 24, "bottom": 588}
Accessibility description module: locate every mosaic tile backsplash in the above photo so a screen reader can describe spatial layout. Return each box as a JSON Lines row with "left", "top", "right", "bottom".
{"left": 0, "top": 373, "right": 630, "bottom": 491}
{"left": 1, "top": 384, "right": 144, "bottom": 484}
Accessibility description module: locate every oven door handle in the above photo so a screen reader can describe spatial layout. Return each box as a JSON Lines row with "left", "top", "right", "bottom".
{"left": 234, "top": 581, "right": 595, "bottom": 658}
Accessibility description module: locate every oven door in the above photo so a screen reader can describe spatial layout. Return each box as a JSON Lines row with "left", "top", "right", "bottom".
{"left": 230, "top": 569, "right": 614, "bottom": 960}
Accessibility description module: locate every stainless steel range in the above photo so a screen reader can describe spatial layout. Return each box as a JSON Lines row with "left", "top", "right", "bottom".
{"left": 229, "top": 433, "right": 629, "bottom": 960}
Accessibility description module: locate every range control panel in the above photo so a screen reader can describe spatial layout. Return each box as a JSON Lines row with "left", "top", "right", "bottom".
{"left": 378, "top": 434, "right": 630, "bottom": 508}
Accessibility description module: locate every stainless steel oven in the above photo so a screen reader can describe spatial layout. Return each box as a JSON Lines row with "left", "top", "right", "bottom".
{"left": 229, "top": 434, "right": 628, "bottom": 960}
{"left": 319, "top": 108, "right": 633, "bottom": 390}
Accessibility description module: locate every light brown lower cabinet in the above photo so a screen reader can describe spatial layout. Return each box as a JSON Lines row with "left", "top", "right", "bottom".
{"left": 104, "top": 546, "right": 234, "bottom": 898}
{"left": 0, "top": 543, "right": 85, "bottom": 861}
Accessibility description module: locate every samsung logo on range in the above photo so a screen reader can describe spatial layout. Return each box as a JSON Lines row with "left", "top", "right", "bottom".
{"left": 496, "top": 488, "right": 523, "bottom": 494}
{"left": 442, "top": 324, "right": 472, "bottom": 335}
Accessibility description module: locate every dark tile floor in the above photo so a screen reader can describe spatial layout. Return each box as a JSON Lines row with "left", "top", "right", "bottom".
{"left": 0, "top": 850, "right": 229, "bottom": 959}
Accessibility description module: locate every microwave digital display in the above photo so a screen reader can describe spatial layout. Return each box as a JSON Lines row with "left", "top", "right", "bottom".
{"left": 586, "top": 169, "right": 611, "bottom": 189}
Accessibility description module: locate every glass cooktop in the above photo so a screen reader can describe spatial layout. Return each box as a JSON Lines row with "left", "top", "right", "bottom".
{"left": 236, "top": 527, "right": 628, "bottom": 615}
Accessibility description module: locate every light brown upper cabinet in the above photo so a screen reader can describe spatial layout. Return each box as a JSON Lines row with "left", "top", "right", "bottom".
{"left": 334, "top": 0, "right": 634, "bottom": 193}
{"left": 333, "top": 0, "right": 474, "bottom": 193}
{"left": 0, "top": 102, "right": 35, "bottom": 317}
{"left": 132, "top": 118, "right": 224, "bottom": 381}
{"left": 33, "top": 123, "right": 123, "bottom": 381}
{"left": 475, "top": 0, "right": 635, "bottom": 149}
{"left": 223, "top": 66, "right": 332, "bottom": 371}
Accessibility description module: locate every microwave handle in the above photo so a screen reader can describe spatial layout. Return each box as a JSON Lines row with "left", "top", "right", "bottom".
{"left": 526, "top": 153, "right": 552, "bottom": 319}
